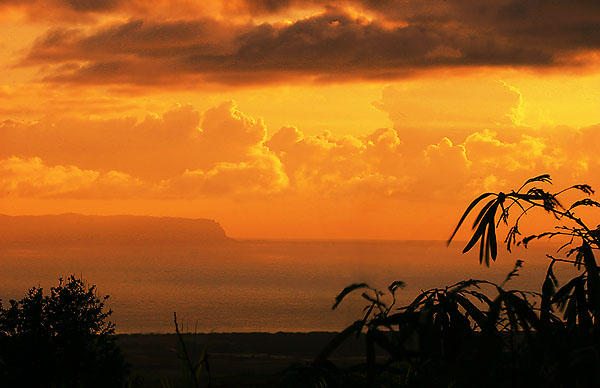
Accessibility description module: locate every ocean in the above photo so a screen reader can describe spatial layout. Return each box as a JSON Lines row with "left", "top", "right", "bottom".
{"left": 0, "top": 239, "right": 577, "bottom": 333}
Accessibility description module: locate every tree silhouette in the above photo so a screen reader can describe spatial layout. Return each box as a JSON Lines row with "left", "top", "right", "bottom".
{"left": 0, "top": 275, "right": 128, "bottom": 387}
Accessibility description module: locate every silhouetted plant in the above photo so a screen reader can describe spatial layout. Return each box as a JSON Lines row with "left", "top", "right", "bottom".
{"left": 296, "top": 174, "right": 600, "bottom": 387}
{"left": 176, "top": 312, "right": 211, "bottom": 388}
{"left": 0, "top": 275, "right": 128, "bottom": 387}
{"left": 160, "top": 312, "right": 211, "bottom": 388}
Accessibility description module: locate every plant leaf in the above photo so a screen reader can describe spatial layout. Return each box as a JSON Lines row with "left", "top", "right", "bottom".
{"left": 447, "top": 193, "right": 494, "bottom": 245}
{"left": 503, "top": 260, "right": 524, "bottom": 285}
{"left": 524, "top": 174, "right": 552, "bottom": 186}
{"left": 332, "top": 283, "right": 369, "bottom": 310}
{"left": 472, "top": 198, "right": 496, "bottom": 230}
{"left": 571, "top": 184, "right": 594, "bottom": 195}
{"left": 569, "top": 198, "right": 600, "bottom": 210}
{"left": 552, "top": 276, "right": 580, "bottom": 305}
{"left": 455, "top": 294, "right": 489, "bottom": 331}
{"left": 388, "top": 280, "right": 406, "bottom": 294}
{"left": 488, "top": 217, "right": 498, "bottom": 264}
{"left": 463, "top": 201, "right": 499, "bottom": 258}
{"left": 540, "top": 261, "right": 556, "bottom": 326}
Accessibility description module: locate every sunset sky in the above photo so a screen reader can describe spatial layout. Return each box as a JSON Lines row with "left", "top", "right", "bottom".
{"left": 1, "top": 0, "right": 599, "bottom": 239}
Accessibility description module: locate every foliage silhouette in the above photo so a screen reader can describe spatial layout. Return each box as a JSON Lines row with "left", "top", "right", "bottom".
{"left": 159, "top": 312, "right": 211, "bottom": 388}
{"left": 0, "top": 275, "right": 128, "bottom": 387}
{"left": 286, "top": 175, "right": 600, "bottom": 387}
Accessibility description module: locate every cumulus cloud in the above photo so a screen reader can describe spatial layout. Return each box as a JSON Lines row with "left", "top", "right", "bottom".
{"left": 267, "top": 125, "right": 409, "bottom": 196}
{"left": 15, "top": 3, "right": 600, "bottom": 86}
{"left": 265, "top": 117, "right": 599, "bottom": 201}
{"left": 0, "top": 101, "right": 286, "bottom": 198}
{"left": 1, "top": 99, "right": 599, "bottom": 202}
{"left": 425, "top": 138, "right": 470, "bottom": 175}
{"left": 163, "top": 152, "right": 289, "bottom": 196}
{"left": 200, "top": 101, "right": 268, "bottom": 160}
{"left": 0, "top": 100, "right": 269, "bottom": 180}
{"left": 374, "top": 81, "right": 522, "bottom": 132}
{"left": 0, "top": 157, "right": 144, "bottom": 197}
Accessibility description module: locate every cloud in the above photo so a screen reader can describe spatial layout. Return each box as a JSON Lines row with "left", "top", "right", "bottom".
{"left": 261, "top": 116, "right": 599, "bottom": 202}
{"left": 163, "top": 152, "right": 289, "bottom": 196}
{"left": 0, "top": 0, "right": 118, "bottom": 12}
{"left": 200, "top": 101, "right": 268, "bottom": 159}
{"left": 0, "top": 101, "right": 287, "bottom": 198}
{"left": 0, "top": 100, "right": 270, "bottom": 180}
{"left": 464, "top": 130, "right": 550, "bottom": 172}
{"left": 0, "top": 0, "right": 225, "bottom": 22}
{"left": 1, "top": 98, "right": 599, "bottom": 202}
{"left": 374, "top": 81, "right": 521, "bottom": 133}
{"left": 372, "top": 79, "right": 600, "bottom": 201}
{"left": 16, "top": 4, "right": 600, "bottom": 87}
{"left": 267, "top": 125, "right": 408, "bottom": 196}
{"left": 425, "top": 138, "right": 470, "bottom": 173}
{"left": 0, "top": 156, "right": 144, "bottom": 197}
{"left": 23, "top": 19, "right": 238, "bottom": 64}
{"left": 1, "top": 100, "right": 409, "bottom": 199}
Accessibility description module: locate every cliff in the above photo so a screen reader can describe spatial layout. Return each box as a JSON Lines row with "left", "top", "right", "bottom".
{"left": 0, "top": 214, "right": 231, "bottom": 246}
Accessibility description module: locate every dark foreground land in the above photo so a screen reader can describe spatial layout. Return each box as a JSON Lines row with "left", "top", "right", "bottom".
{"left": 117, "top": 332, "right": 366, "bottom": 387}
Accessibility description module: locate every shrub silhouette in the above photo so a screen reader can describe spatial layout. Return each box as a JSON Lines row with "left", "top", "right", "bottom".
{"left": 0, "top": 275, "right": 128, "bottom": 387}
{"left": 290, "top": 174, "right": 600, "bottom": 387}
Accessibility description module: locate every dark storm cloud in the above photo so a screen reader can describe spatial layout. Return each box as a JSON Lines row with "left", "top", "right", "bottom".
{"left": 245, "top": 0, "right": 600, "bottom": 51}
{"left": 0, "top": 0, "right": 120, "bottom": 16}
{"left": 24, "top": 19, "right": 237, "bottom": 63}
{"left": 18, "top": 2, "right": 600, "bottom": 86}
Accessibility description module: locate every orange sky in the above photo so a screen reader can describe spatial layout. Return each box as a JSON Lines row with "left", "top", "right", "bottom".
{"left": 1, "top": 0, "right": 599, "bottom": 239}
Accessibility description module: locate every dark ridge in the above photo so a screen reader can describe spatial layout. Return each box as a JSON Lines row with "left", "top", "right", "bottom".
{"left": 0, "top": 214, "right": 231, "bottom": 246}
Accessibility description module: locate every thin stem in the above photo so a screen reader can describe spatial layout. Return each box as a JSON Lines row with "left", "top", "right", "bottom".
{"left": 173, "top": 312, "right": 201, "bottom": 388}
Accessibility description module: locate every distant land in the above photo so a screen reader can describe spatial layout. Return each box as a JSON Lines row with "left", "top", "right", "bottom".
{"left": 0, "top": 214, "right": 231, "bottom": 246}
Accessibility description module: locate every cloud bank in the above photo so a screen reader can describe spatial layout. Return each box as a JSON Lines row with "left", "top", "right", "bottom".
{"left": 1, "top": 100, "right": 598, "bottom": 201}
{"left": 11, "top": 2, "right": 600, "bottom": 86}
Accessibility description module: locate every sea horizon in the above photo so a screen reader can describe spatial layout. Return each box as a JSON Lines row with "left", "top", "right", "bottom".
{"left": 1, "top": 238, "right": 574, "bottom": 334}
